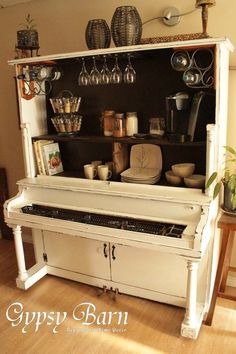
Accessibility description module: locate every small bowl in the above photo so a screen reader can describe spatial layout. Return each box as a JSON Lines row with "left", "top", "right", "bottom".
{"left": 171, "top": 163, "right": 195, "bottom": 178}
{"left": 165, "top": 170, "right": 183, "bottom": 186}
{"left": 184, "top": 174, "right": 205, "bottom": 189}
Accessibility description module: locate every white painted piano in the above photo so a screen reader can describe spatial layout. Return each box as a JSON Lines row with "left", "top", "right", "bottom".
{"left": 5, "top": 174, "right": 212, "bottom": 338}
{"left": 5, "top": 37, "right": 233, "bottom": 339}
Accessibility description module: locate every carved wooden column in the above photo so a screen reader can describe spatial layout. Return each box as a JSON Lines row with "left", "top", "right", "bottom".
{"left": 181, "top": 259, "right": 201, "bottom": 339}
{"left": 185, "top": 260, "right": 199, "bottom": 325}
{"left": 12, "top": 225, "right": 28, "bottom": 282}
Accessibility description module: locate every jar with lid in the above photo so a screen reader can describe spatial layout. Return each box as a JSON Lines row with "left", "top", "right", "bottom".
{"left": 102, "top": 110, "right": 115, "bottom": 136}
{"left": 126, "top": 112, "right": 138, "bottom": 136}
{"left": 113, "top": 113, "right": 126, "bottom": 137}
{"left": 149, "top": 117, "right": 165, "bottom": 137}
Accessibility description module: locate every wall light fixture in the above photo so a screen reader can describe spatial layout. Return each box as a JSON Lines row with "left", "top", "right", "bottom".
{"left": 143, "top": 1, "right": 216, "bottom": 37}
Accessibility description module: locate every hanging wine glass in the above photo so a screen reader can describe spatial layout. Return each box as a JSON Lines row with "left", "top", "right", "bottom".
{"left": 100, "top": 56, "right": 111, "bottom": 84}
{"left": 111, "top": 55, "right": 122, "bottom": 84}
{"left": 89, "top": 56, "right": 101, "bottom": 85}
{"left": 123, "top": 54, "right": 136, "bottom": 84}
{"left": 78, "top": 58, "right": 90, "bottom": 86}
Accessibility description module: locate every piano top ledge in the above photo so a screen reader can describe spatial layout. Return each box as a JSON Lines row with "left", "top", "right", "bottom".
{"left": 16, "top": 176, "right": 211, "bottom": 206}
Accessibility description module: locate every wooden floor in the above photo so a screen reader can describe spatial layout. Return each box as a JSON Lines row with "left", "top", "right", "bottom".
{"left": 0, "top": 239, "right": 236, "bottom": 354}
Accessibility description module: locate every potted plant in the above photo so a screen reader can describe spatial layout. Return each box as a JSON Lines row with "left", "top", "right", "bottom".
{"left": 205, "top": 145, "right": 236, "bottom": 213}
{"left": 16, "top": 14, "right": 39, "bottom": 50}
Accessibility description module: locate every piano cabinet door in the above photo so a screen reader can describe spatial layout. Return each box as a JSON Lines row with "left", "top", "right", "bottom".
{"left": 43, "top": 231, "right": 111, "bottom": 280}
{"left": 110, "top": 244, "right": 187, "bottom": 298}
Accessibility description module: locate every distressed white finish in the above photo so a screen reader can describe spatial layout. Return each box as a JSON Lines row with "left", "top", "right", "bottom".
{"left": 5, "top": 38, "right": 233, "bottom": 339}
{"left": 181, "top": 260, "right": 200, "bottom": 339}
{"left": 8, "top": 37, "right": 233, "bottom": 66}
{"left": 12, "top": 225, "right": 28, "bottom": 281}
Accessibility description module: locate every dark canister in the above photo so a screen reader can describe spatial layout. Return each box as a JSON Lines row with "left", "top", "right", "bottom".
{"left": 85, "top": 19, "right": 111, "bottom": 50}
{"left": 111, "top": 6, "right": 142, "bottom": 47}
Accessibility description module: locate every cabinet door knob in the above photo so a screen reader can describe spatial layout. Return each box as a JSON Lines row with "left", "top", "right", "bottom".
{"left": 103, "top": 243, "right": 108, "bottom": 258}
{"left": 112, "top": 245, "right": 116, "bottom": 260}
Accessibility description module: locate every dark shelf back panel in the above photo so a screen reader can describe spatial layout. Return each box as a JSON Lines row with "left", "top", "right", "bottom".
{"left": 43, "top": 47, "right": 215, "bottom": 177}
{"left": 47, "top": 48, "right": 215, "bottom": 136}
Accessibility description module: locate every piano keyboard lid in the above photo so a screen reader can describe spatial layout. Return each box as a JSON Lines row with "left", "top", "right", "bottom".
{"left": 16, "top": 176, "right": 211, "bottom": 206}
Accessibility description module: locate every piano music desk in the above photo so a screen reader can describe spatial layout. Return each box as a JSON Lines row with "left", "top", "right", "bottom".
{"left": 205, "top": 212, "right": 236, "bottom": 325}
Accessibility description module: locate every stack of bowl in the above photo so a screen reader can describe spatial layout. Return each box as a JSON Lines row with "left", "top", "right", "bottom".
{"left": 165, "top": 163, "right": 205, "bottom": 189}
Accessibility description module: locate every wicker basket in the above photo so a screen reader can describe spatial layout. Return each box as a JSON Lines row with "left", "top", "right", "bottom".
{"left": 111, "top": 6, "right": 142, "bottom": 47}
{"left": 51, "top": 114, "right": 82, "bottom": 135}
{"left": 85, "top": 19, "right": 111, "bottom": 50}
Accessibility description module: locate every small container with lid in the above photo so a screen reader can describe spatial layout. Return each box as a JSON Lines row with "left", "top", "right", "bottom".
{"left": 102, "top": 110, "right": 115, "bottom": 136}
{"left": 113, "top": 113, "right": 126, "bottom": 137}
{"left": 126, "top": 112, "right": 138, "bottom": 136}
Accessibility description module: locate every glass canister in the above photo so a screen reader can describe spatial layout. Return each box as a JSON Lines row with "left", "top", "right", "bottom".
{"left": 126, "top": 112, "right": 138, "bottom": 136}
{"left": 102, "top": 110, "right": 115, "bottom": 136}
{"left": 113, "top": 113, "right": 126, "bottom": 137}
{"left": 149, "top": 117, "right": 165, "bottom": 137}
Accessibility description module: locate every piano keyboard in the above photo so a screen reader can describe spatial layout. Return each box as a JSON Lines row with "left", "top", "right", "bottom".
{"left": 21, "top": 204, "right": 186, "bottom": 238}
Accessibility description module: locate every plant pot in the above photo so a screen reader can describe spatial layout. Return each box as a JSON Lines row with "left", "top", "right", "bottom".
{"left": 17, "top": 30, "right": 39, "bottom": 49}
{"left": 223, "top": 181, "right": 236, "bottom": 213}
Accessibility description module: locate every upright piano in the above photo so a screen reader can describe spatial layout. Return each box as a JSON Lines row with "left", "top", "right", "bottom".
{"left": 5, "top": 175, "right": 215, "bottom": 339}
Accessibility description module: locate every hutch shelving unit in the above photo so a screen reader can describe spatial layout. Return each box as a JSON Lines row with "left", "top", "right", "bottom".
{"left": 5, "top": 37, "right": 233, "bottom": 339}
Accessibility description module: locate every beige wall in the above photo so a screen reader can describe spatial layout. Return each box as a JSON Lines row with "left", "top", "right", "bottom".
{"left": 0, "top": 0, "right": 236, "bottom": 264}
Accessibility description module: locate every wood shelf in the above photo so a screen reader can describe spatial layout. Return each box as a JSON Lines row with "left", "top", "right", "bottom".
{"left": 32, "top": 134, "right": 206, "bottom": 147}
{"left": 53, "top": 170, "right": 200, "bottom": 190}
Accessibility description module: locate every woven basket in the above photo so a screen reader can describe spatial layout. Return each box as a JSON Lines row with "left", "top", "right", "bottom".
{"left": 85, "top": 19, "right": 111, "bottom": 50}
{"left": 111, "top": 6, "right": 142, "bottom": 47}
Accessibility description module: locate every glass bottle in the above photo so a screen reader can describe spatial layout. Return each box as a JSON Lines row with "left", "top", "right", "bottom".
{"left": 102, "top": 110, "right": 115, "bottom": 136}
{"left": 126, "top": 112, "right": 138, "bottom": 136}
{"left": 113, "top": 113, "right": 126, "bottom": 137}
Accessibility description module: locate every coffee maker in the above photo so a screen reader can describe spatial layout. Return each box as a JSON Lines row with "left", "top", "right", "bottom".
{"left": 166, "top": 91, "right": 215, "bottom": 142}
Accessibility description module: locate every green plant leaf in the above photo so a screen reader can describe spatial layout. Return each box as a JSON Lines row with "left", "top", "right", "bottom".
{"left": 224, "top": 145, "right": 236, "bottom": 155}
{"left": 213, "top": 182, "right": 221, "bottom": 199}
{"left": 228, "top": 174, "right": 236, "bottom": 191}
{"left": 19, "top": 14, "right": 36, "bottom": 30}
{"left": 224, "top": 169, "right": 230, "bottom": 182}
{"left": 231, "top": 193, "right": 236, "bottom": 210}
{"left": 205, "top": 172, "right": 218, "bottom": 189}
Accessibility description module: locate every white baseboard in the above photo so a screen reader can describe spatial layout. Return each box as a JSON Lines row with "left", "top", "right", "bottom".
{"left": 226, "top": 273, "right": 236, "bottom": 288}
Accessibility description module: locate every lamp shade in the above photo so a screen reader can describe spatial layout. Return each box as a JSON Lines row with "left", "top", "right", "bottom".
{"left": 196, "top": 0, "right": 216, "bottom": 7}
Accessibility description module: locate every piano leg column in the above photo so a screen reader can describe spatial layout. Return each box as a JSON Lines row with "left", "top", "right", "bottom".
{"left": 12, "top": 225, "right": 29, "bottom": 287}
{"left": 181, "top": 260, "right": 203, "bottom": 339}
